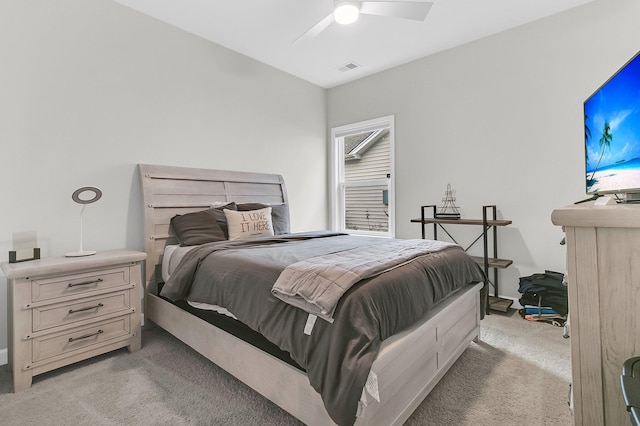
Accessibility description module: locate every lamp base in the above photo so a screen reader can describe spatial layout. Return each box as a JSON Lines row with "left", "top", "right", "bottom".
{"left": 65, "top": 250, "right": 97, "bottom": 257}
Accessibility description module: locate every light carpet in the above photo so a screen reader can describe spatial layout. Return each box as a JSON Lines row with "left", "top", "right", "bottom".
{"left": 0, "top": 310, "right": 571, "bottom": 425}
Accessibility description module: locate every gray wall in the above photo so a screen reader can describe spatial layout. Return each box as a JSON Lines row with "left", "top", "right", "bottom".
{"left": 327, "top": 0, "right": 640, "bottom": 300}
{"left": 0, "top": 0, "right": 327, "bottom": 354}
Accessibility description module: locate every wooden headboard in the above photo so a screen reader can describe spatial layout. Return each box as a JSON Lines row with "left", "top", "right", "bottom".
{"left": 138, "top": 164, "right": 288, "bottom": 293}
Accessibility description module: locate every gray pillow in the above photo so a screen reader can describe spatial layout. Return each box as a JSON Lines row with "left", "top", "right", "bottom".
{"left": 237, "top": 203, "right": 290, "bottom": 235}
{"left": 170, "top": 210, "right": 226, "bottom": 246}
{"left": 210, "top": 202, "right": 237, "bottom": 239}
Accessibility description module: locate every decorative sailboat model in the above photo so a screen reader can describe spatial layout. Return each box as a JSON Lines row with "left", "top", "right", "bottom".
{"left": 435, "top": 184, "right": 461, "bottom": 219}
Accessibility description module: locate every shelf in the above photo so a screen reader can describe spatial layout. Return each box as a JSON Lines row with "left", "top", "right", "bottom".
{"left": 488, "top": 296, "right": 513, "bottom": 312}
{"left": 411, "top": 218, "right": 512, "bottom": 226}
{"left": 470, "top": 256, "right": 513, "bottom": 269}
{"left": 414, "top": 204, "right": 512, "bottom": 315}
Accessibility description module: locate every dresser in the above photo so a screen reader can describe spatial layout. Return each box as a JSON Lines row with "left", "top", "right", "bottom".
{"left": 1, "top": 249, "right": 146, "bottom": 392}
{"left": 551, "top": 202, "right": 640, "bottom": 425}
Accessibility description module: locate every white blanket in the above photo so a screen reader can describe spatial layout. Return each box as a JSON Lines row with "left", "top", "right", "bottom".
{"left": 271, "top": 238, "right": 455, "bottom": 322}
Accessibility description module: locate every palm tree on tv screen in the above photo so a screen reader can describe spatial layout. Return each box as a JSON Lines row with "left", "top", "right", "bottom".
{"left": 589, "top": 121, "right": 613, "bottom": 181}
{"left": 585, "top": 113, "right": 591, "bottom": 162}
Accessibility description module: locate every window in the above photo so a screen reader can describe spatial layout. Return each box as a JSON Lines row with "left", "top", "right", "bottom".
{"left": 331, "top": 116, "right": 394, "bottom": 237}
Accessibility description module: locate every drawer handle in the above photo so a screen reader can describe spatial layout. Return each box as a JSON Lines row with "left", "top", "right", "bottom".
{"left": 68, "top": 329, "right": 103, "bottom": 343}
{"left": 68, "top": 303, "right": 104, "bottom": 315}
{"left": 68, "top": 278, "right": 103, "bottom": 288}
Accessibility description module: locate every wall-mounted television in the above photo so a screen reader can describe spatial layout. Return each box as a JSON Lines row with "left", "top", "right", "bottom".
{"left": 584, "top": 51, "right": 640, "bottom": 201}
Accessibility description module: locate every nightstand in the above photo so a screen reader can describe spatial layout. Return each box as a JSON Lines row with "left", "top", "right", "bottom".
{"left": 1, "top": 249, "right": 146, "bottom": 392}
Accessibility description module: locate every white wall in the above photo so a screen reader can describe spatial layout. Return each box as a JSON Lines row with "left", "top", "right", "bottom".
{"left": 327, "top": 0, "right": 640, "bottom": 300}
{"left": 2, "top": 0, "right": 636, "bottom": 358}
{"left": 0, "top": 0, "right": 327, "bottom": 352}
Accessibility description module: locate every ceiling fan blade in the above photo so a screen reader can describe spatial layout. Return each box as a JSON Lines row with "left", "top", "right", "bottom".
{"left": 360, "top": 1, "right": 433, "bottom": 21}
{"left": 293, "top": 13, "right": 335, "bottom": 43}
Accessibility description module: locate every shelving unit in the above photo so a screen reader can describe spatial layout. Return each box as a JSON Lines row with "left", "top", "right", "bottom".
{"left": 411, "top": 205, "right": 513, "bottom": 313}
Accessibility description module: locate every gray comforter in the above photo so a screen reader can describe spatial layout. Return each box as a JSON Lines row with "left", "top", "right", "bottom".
{"left": 161, "top": 231, "right": 485, "bottom": 426}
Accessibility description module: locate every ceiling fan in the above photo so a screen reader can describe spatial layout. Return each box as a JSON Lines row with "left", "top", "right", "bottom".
{"left": 295, "top": 0, "right": 433, "bottom": 43}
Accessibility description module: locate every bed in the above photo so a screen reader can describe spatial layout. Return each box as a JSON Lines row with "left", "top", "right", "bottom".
{"left": 138, "top": 163, "right": 485, "bottom": 426}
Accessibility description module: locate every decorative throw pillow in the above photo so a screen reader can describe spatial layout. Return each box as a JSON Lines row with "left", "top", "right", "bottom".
{"left": 170, "top": 210, "right": 226, "bottom": 246}
{"left": 237, "top": 203, "right": 290, "bottom": 235}
{"left": 224, "top": 207, "right": 274, "bottom": 240}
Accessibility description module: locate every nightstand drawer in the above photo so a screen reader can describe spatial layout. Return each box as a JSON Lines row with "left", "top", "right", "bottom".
{"left": 31, "top": 315, "right": 131, "bottom": 363}
{"left": 32, "top": 291, "right": 132, "bottom": 332}
{"left": 31, "top": 267, "right": 130, "bottom": 303}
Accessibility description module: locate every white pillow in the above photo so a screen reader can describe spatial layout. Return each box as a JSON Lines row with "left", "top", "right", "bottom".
{"left": 224, "top": 207, "right": 274, "bottom": 240}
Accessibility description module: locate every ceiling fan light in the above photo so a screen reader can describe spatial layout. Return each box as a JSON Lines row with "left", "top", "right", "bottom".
{"left": 334, "top": 2, "right": 360, "bottom": 25}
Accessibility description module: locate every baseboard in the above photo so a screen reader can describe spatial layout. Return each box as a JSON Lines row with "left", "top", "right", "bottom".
{"left": 506, "top": 296, "right": 522, "bottom": 310}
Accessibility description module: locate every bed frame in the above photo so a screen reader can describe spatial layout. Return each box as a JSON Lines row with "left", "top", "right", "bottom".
{"left": 138, "top": 163, "right": 482, "bottom": 425}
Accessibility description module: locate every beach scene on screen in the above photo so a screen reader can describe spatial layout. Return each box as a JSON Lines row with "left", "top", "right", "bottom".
{"left": 585, "top": 53, "right": 640, "bottom": 194}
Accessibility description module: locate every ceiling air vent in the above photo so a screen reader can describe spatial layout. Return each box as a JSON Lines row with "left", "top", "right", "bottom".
{"left": 338, "top": 62, "right": 360, "bottom": 72}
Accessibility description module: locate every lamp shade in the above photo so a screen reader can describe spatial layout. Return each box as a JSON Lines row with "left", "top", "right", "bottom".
{"left": 71, "top": 186, "right": 102, "bottom": 204}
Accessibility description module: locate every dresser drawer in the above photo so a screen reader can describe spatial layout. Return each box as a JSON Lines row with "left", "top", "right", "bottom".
{"left": 32, "top": 291, "right": 131, "bottom": 332}
{"left": 31, "top": 315, "right": 131, "bottom": 363}
{"left": 31, "top": 267, "right": 130, "bottom": 303}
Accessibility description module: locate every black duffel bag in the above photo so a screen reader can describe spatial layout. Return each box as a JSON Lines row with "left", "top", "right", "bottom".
{"left": 518, "top": 270, "right": 568, "bottom": 316}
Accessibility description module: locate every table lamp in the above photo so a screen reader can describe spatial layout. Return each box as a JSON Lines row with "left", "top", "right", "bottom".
{"left": 66, "top": 186, "right": 102, "bottom": 257}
